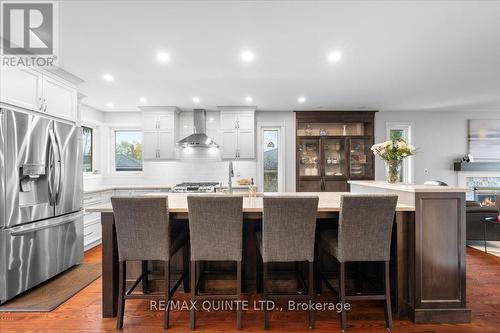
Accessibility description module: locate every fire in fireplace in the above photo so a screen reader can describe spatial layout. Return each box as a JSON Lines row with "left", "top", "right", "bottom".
{"left": 474, "top": 189, "right": 499, "bottom": 207}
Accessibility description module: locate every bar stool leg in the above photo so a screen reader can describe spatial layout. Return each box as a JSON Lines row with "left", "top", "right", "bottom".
{"left": 190, "top": 261, "right": 196, "bottom": 330}
{"left": 263, "top": 262, "right": 269, "bottom": 330}
{"left": 141, "top": 260, "right": 149, "bottom": 294}
{"left": 339, "top": 262, "right": 347, "bottom": 332}
{"left": 384, "top": 261, "right": 393, "bottom": 331}
{"left": 237, "top": 261, "right": 242, "bottom": 330}
{"left": 308, "top": 261, "right": 315, "bottom": 329}
{"left": 164, "top": 260, "right": 170, "bottom": 329}
{"left": 116, "top": 261, "right": 126, "bottom": 330}
{"left": 183, "top": 242, "right": 190, "bottom": 292}
{"left": 315, "top": 243, "right": 322, "bottom": 294}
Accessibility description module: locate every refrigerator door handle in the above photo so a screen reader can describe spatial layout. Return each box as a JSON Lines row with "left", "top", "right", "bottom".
{"left": 10, "top": 212, "right": 82, "bottom": 236}
{"left": 48, "top": 130, "right": 57, "bottom": 205}
{"left": 54, "top": 133, "right": 63, "bottom": 204}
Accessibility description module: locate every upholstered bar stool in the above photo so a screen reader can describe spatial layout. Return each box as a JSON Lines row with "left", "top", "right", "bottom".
{"left": 256, "top": 195, "right": 319, "bottom": 330}
{"left": 187, "top": 195, "right": 244, "bottom": 330}
{"left": 319, "top": 194, "right": 398, "bottom": 331}
{"left": 111, "top": 196, "right": 189, "bottom": 330}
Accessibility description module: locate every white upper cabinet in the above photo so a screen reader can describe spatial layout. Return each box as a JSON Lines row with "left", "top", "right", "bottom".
{"left": 141, "top": 108, "right": 179, "bottom": 160}
{"left": 142, "top": 131, "right": 159, "bottom": 159}
{"left": 42, "top": 76, "right": 77, "bottom": 121}
{"left": 0, "top": 66, "right": 43, "bottom": 111}
{"left": 237, "top": 130, "right": 255, "bottom": 158}
{"left": 221, "top": 113, "right": 238, "bottom": 129}
{"left": 142, "top": 113, "right": 159, "bottom": 130}
{"left": 221, "top": 129, "right": 238, "bottom": 159}
{"left": 219, "top": 108, "right": 256, "bottom": 159}
{"left": 237, "top": 113, "right": 255, "bottom": 130}
{"left": 158, "top": 131, "right": 175, "bottom": 159}
{"left": 0, "top": 66, "right": 78, "bottom": 122}
{"left": 158, "top": 114, "right": 174, "bottom": 130}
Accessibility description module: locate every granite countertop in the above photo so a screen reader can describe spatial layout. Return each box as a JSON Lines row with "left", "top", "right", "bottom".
{"left": 86, "top": 192, "right": 416, "bottom": 213}
{"left": 84, "top": 184, "right": 173, "bottom": 194}
{"left": 348, "top": 180, "right": 469, "bottom": 193}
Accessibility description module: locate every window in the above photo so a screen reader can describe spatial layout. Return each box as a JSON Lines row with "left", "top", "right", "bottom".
{"left": 82, "top": 126, "right": 93, "bottom": 172}
{"left": 114, "top": 130, "right": 143, "bottom": 171}
{"left": 258, "top": 124, "right": 284, "bottom": 192}
{"left": 386, "top": 123, "right": 412, "bottom": 183}
{"left": 263, "top": 129, "right": 279, "bottom": 192}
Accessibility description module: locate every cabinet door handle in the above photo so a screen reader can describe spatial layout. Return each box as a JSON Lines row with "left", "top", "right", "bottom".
{"left": 43, "top": 99, "right": 47, "bottom": 112}
{"left": 38, "top": 97, "right": 43, "bottom": 110}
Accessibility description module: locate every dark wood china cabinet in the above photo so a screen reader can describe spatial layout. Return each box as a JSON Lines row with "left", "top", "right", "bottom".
{"left": 295, "top": 111, "right": 377, "bottom": 192}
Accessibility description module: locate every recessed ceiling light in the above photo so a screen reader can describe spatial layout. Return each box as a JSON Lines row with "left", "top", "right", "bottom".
{"left": 103, "top": 73, "right": 114, "bottom": 82}
{"left": 139, "top": 97, "right": 147, "bottom": 103}
{"left": 327, "top": 51, "right": 342, "bottom": 63}
{"left": 192, "top": 97, "right": 200, "bottom": 104}
{"left": 156, "top": 51, "right": 171, "bottom": 63}
{"left": 106, "top": 103, "right": 114, "bottom": 108}
{"left": 240, "top": 50, "right": 255, "bottom": 63}
{"left": 209, "top": 117, "right": 215, "bottom": 122}
{"left": 298, "top": 96, "right": 306, "bottom": 103}
{"left": 245, "top": 96, "right": 253, "bottom": 103}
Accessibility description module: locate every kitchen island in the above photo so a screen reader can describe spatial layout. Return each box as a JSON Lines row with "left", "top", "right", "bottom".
{"left": 87, "top": 183, "right": 470, "bottom": 324}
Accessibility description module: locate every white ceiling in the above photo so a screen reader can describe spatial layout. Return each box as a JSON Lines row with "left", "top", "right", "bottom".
{"left": 58, "top": 0, "right": 500, "bottom": 112}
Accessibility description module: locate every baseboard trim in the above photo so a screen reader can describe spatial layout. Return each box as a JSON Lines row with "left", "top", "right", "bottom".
{"left": 412, "top": 308, "right": 472, "bottom": 324}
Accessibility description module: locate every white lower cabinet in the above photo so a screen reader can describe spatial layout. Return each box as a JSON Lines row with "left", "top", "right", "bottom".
{"left": 82, "top": 187, "right": 171, "bottom": 251}
{"left": 83, "top": 192, "right": 106, "bottom": 251}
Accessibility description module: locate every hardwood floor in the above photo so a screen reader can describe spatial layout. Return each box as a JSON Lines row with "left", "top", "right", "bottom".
{"left": 1, "top": 246, "right": 499, "bottom": 332}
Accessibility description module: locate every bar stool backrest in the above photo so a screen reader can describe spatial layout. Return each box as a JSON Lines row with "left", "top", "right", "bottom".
{"left": 187, "top": 195, "right": 243, "bottom": 261}
{"left": 337, "top": 194, "right": 398, "bottom": 262}
{"left": 262, "top": 195, "right": 319, "bottom": 263}
{"left": 111, "top": 196, "right": 170, "bottom": 262}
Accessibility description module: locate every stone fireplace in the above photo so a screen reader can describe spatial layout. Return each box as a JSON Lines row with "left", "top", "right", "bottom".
{"left": 457, "top": 172, "right": 500, "bottom": 206}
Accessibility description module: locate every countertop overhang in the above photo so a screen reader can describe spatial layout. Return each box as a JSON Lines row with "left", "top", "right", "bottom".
{"left": 85, "top": 192, "right": 416, "bottom": 213}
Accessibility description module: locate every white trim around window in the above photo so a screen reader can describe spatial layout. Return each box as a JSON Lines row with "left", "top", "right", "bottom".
{"left": 109, "top": 127, "right": 144, "bottom": 176}
{"left": 81, "top": 122, "right": 98, "bottom": 177}
{"left": 385, "top": 122, "right": 414, "bottom": 183}
{"left": 257, "top": 122, "right": 286, "bottom": 192}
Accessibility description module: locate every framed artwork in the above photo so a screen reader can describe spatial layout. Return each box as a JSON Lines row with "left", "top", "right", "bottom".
{"left": 468, "top": 120, "right": 500, "bottom": 161}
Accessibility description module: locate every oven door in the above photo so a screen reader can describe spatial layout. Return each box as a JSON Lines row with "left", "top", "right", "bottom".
{"left": 0, "top": 212, "right": 83, "bottom": 303}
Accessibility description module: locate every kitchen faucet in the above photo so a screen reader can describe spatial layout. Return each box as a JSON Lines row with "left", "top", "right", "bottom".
{"left": 228, "top": 161, "right": 234, "bottom": 194}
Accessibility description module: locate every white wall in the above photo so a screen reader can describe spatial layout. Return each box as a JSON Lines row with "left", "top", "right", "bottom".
{"left": 374, "top": 110, "right": 500, "bottom": 186}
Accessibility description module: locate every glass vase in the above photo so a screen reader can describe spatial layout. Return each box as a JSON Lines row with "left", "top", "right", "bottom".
{"left": 386, "top": 160, "right": 402, "bottom": 184}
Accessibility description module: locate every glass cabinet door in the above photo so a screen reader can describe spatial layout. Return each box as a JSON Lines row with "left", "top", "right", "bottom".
{"left": 297, "top": 137, "right": 321, "bottom": 177}
{"left": 323, "top": 138, "right": 347, "bottom": 178}
{"left": 349, "top": 137, "right": 373, "bottom": 178}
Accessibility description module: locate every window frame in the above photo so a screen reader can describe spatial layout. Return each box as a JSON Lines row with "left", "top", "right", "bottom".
{"left": 81, "top": 125, "right": 94, "bottom": 174}
{"left": 385, "top": 122, "right": 413, "bottom": 183}
{"left": 257, "top": 122, "right": 285, "bottom": 192}
{"left": 110, "top": 128, "right": 144, "bottom": 174}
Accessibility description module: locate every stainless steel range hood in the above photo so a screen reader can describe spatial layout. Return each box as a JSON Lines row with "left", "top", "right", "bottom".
{"left": 176, "top": 109, "right": 219, "bottom": 148}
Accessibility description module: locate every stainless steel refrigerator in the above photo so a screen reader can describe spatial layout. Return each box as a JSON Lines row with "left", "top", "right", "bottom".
{"left": 0, "top": 108, "right": 84, "bottom": 304}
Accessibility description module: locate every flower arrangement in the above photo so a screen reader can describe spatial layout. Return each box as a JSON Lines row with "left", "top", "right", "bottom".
{"left": 371, "top": 139, "right": 416, "bottom": 183}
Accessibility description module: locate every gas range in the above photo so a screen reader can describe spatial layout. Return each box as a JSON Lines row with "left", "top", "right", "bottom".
{"left": 172, "top": 182, "right": 219, "bottom": 193}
